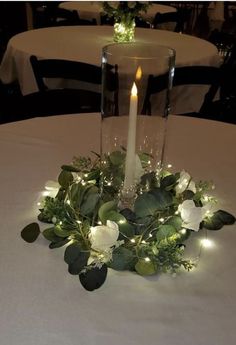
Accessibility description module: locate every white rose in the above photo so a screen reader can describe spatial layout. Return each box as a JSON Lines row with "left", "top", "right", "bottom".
{"left": 176, "top": 170, "right": 196, "bottom": 195}
{"left": 44, "top": 180, "right": 60, "bottom": 198}
{"left": 178, "top": 200, "right": 204, "bottom": 231}
{"left": 90, "top": 220, "right": 119, "bottom": 252}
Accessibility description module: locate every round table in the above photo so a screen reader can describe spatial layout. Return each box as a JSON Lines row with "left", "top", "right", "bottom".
{"left": 0, "top": 26, "right": 220, "bottom": 114}
{"left": 59, "top": 1, "right": 176, "bottom": 25}
{"left": 0, "top": 113, "right": 235, "bottom": 345}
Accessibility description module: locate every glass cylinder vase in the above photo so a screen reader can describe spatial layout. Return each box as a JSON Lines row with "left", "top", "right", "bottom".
{"left": 101, "top": 43, "right": 175, "bottom": 206}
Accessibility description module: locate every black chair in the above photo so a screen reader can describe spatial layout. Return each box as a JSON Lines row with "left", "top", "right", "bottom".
{"left": 0, "top": 57, "right": 103, "bottom": 123}
{"left": 153, "top": 8, "right": 191, "bottom": 32}
{"left": 142, "top": 65, "right": 221, "bottom": 118}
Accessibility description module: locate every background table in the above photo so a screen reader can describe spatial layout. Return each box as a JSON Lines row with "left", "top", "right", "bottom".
{"left": 0, "top": 26, "right": 220, "bottom": 114}
{"left": 0, "top": 113, "right": 235, "bottom": 345}
{"left": 59, "top": 1, "right": 176, "bottom": 25}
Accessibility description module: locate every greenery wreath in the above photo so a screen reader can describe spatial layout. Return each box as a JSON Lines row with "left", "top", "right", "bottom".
{"left": 21, "top": 151, "right": 235, "bottom": 291}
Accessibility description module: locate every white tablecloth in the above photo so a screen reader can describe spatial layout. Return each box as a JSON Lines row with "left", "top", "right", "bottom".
{"left": 0, "top": 26, "right": 220, "bottom": 114}
{"left": 59, "top": 1, "right": 176, "bottom": 25}
{"left": 0, "top": 113, "right": 235, "bottom": 345}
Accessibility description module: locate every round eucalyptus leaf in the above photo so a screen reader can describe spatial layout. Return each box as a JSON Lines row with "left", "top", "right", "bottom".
{"left": 49, "top": 238, "right": 70, "bottom": 249}
{"left": 68, "top": 251, "right": 90, "bottom": 275}
{"left": 164, "top": 216, "right": 182, "bottom": 231}
{"left": 58, "top": 170, "right": 73, "bottom": 189}
{"left": 109, "top": 151, "right": 125, "bottom": 166}
{"left": 43, "top": 227, "right": 62, "bottom": 242}
{"left": 215, "top": 210, "right": 236, "bottom": 225}
{"left": 134, "top": 193, "right": 157, "bottom": 218}
{"left": 64, "top": 242, "right": 81, "bottom": 264}
{"left": 135, "top": 259, "right": 158, "bottom": 276}
{"left": 148, "top": 188, "right": 173, "bottom": 210}
{"left": 108, "top": 247, "right": 136, "bottom": 270}
{"left": 79, "top": 264, "right": 108, "bottom": 291}
{"left": 61, "top": 165, "right": 80, "bottom": 172}
{"left": 21, "top": 223, "right": 40, "bottom": 243}
{"left": 98, "top": 200, "right": 117, "bottom": 224}
{"left": 156, "top": 225, "right": 176, "bottom": 241}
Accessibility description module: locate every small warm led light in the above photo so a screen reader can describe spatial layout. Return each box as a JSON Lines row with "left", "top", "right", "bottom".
{"left": 141, "top": 240, "right": 146, "bottom": 244}
{"left": 201, "top": 238, "right": 214, "bottom": 248}
{"left": 81, "top": 181, "right": 86, "bottom": 186}
{"left": 149, "top": 233, "right": 153, "bottom": 238}
{"left": 130, "top": 238, "right": 136, "bottom": 243}
{"left": 107, "top": 182, "right": 112, "bottom": 186}
{"left": 144, "top": 257, "right": 151, "bottom": 262}
{"left": 167, "top": 164, "right": 172, "bottom": 168}
{"left": 84, "top": 173, "right": 88, "bottom": 178}
{"left": 175, "top": 210, "right": 179, "bottom": 215}
{"left": 159, "top": 218, "right": 164, "bottom": 223}
{"left": 118, "top": 219, "right": 126, "bottom": 224}
{"left": 97, "top": 221, "right": 102, "bottom": 225}
{"left": 37, "top": 202, "right": 41, "bottom": 206}
{"left": 76, "top": 220, "right": 82, "bottom": 224}
{"left": 59, "top": 221, "right": 62, "bottom": 225}
{"left": 66, "top": 200, "right": 71, "bottom": 205}
{"left": 180, "top": 229, "right": 187, "bottom": 235}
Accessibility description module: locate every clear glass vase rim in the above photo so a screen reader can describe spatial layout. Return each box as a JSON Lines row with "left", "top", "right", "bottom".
{"left": 102, "top": 43, "right": 176, "bottom": 60}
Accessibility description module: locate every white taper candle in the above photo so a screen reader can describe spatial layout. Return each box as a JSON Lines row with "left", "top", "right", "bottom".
{"left": 123, "top": 82, "right": 138, "bottom": 191}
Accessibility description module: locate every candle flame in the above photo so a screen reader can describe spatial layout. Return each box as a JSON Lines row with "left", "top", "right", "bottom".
{"left": 131, "top": 82, "right": 137, "bottom": 96}
{"left": 135, "top": 66, "right": 142, "bottom": 80}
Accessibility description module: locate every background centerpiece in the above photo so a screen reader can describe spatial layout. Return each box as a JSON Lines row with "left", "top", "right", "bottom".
{"left": 102, "top": 1, "right": 151, "bottom": 42}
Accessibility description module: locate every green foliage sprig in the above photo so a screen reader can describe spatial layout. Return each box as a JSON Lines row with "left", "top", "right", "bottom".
{"left": 102, "top": 1, "right": 151, "bottom": 21}
{"left": 21, "top": 152, "right": 235, "bottom": 291}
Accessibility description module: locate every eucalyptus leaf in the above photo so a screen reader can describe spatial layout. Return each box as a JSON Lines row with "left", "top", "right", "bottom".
{"left": 64, "top": 242, "right": 82, "bottom": 264}
{"left": 54, "top": 226, "right": 74, "bottom": 238}
{"left": 215, "top": 210, "right": 236, "bottom": 225}
{"left": 140, "top": 171, "right": 157, "bottom": 187}
{"left": 135, "top": 259, "right": 158, "bottom": 276}
{"left": 98, "top": 200, "right": 117, "bottom": 224}
{"left": 21, "top": 223, "right": 40, "bottom": 243}
{"left": 108, "top": 247, "right": 136, "bottom": 270}
{"left": 203, "top": 216, "right": 223, "bottom": 230}
{"left": 160, "top": 174, "right": 178, "bottom": 190}
{"left": 134, "top": 193, "right": 158, "bottom": 218}
{"left": 164, "top": 216, "right": 182, "bottom": 231}
{"left": 43, "top": 227, "right": 62, "bottom": 242}
{"left": 148, "top": 188, "right": 173, "bottom": 210}
{"left": 109, "top": 151, "right": 125, "bottom": 166}
{"left": 79, "top": 264, "right": 108, "bottom": 291}
{"left": 61, "top": 165, "right": 80, "bottom": 172}
{"left": 156, "top": 225, "right": 176, "bottom": 241}
{"left": 58, "top": 170, "right": 73, "bottom": 189}
{"left": 80, "top": 193, "right": 100, "bottom": 216}
{"left": 68, "top": 251, "right": 90, "bottom": 275}
{"left": 49, "top": 238, "right": 70, "bottom": 249}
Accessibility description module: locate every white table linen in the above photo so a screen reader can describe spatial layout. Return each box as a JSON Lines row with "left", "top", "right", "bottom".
{"left": 0, "top": 26, "right": 220, "bottom": 114}
{"left": 0, "top": 113, "right": 236, "bottom": 345}
{"left": 59, "top": 1, "right": 176, "bottom": 25}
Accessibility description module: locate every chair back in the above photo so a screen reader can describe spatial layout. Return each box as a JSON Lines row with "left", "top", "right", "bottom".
{"left": 142, "top": 65, "right": 221, "bottom": 116}
{"left": 30, "top": 55, "right": 102, "bottom": 92}
{"left": 153, "top": 8, "right": 191, "bottom": 32}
